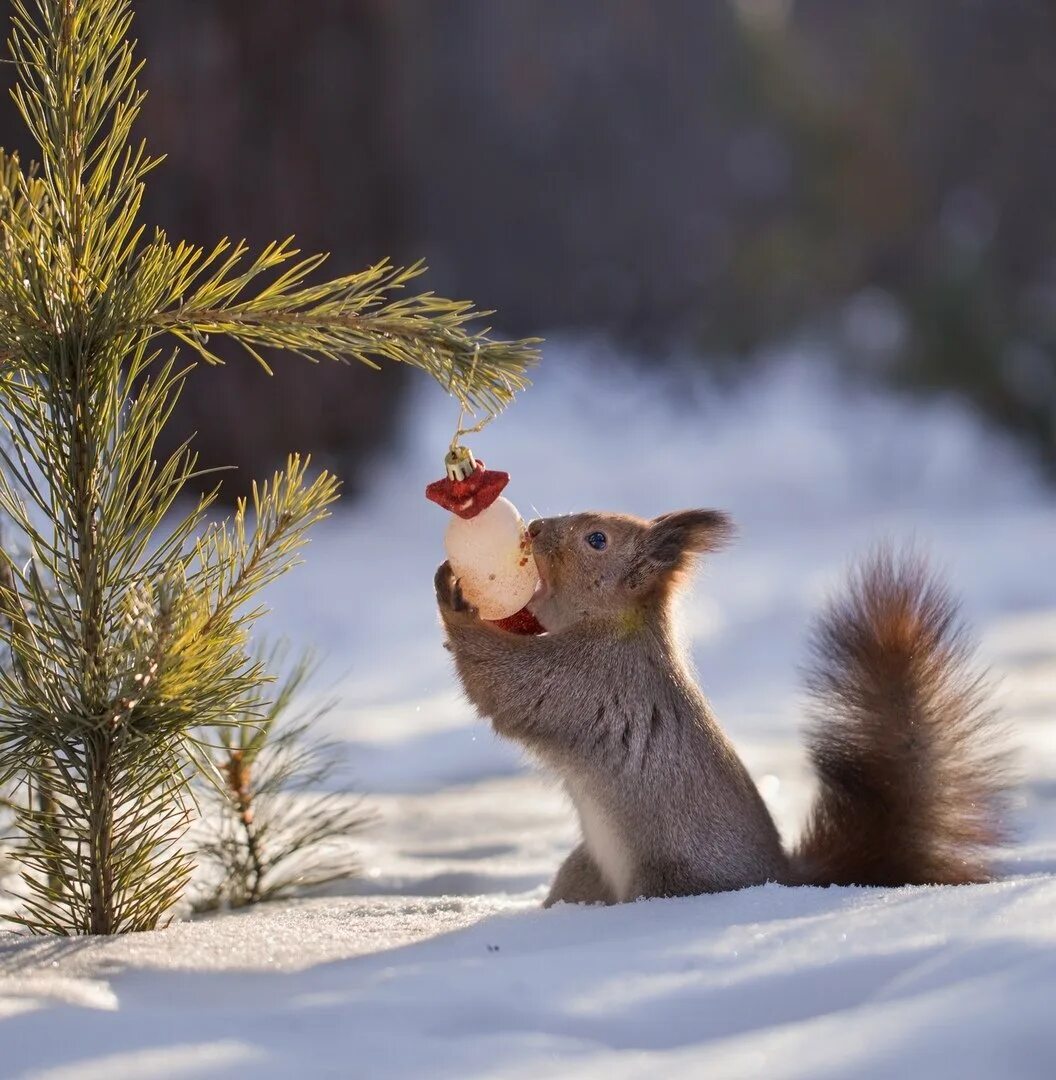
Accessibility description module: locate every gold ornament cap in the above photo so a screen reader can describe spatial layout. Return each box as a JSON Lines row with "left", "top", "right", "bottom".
{"left": 444, "top": 445, "right": 477, "bottom": 482}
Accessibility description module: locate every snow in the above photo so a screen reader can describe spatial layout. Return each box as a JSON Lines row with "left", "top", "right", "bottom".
{"left": 2, "top": 346, "right": 1055, "bottom": 1079}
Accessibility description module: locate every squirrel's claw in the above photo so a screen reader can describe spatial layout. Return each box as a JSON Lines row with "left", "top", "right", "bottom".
{"left": 451, "top": 578, "right": 478, "bottom": 617}
{"left": 435, "top": 561, "right": 456, "bottom": 608}
{"left": 435, "top": 561, "right": 478, "bottom": 618}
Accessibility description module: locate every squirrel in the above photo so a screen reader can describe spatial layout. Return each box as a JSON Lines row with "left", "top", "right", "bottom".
{"left": 434, "top": 509, "right": 1010, "bottom": 906}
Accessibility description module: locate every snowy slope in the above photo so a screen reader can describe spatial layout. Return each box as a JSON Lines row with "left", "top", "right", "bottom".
{"left": 1, "top": 349, "right": 1055, "bottom": 1079}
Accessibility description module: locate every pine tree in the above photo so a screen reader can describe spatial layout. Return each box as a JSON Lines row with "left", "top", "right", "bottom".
{"left": 0, "top": 0, "right": 536, "bottom": 935}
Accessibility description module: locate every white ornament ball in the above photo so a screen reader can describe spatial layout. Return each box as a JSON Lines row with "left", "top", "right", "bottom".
{"left": 444, "top": 496, "right": 539, "bottom": 620}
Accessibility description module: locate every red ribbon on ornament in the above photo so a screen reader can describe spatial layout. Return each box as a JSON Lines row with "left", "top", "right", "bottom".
{"left": 426, "top": 459, "right": 545, "bottom": 635}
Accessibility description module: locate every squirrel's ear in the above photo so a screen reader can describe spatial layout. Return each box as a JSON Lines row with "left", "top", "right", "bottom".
{"left": 625, "top": 510, "right": 735, "bottom": 588}
{"left": 631, "top": 510, "right": 735, "bottom": 582}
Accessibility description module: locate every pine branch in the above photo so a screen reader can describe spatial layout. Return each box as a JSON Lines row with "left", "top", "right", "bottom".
{"left": 145, "top": 246, "right": 538, "bottom": 417}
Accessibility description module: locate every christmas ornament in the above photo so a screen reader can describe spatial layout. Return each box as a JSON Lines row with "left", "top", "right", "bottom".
{"left": 427, "top": 444, "right": 544, "bottom": 634}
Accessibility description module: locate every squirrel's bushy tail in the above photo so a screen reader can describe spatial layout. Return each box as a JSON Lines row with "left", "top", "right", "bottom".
{"left": 794, "top": 549, "right": 1011, "bottom": 887}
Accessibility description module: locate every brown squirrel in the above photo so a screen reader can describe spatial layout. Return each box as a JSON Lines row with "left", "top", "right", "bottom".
{"left": 435, "top": 509, "right": 1010, "bottom": 905}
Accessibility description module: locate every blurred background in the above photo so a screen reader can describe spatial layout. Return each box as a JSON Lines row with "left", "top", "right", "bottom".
{"left": 1, "top": 0, "right": 1053, "bottom": 494}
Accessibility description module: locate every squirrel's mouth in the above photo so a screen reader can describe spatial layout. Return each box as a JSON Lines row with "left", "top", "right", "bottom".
{"left": 531, "top": 551, "right": 551, "bottom": 602}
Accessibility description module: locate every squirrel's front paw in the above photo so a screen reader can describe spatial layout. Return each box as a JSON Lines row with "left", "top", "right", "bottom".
{"left": 434, "top": 561, "right": 478, "bottom": 618}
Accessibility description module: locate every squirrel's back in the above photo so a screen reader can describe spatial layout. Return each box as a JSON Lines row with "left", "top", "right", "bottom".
{"left": 794, "top": 548, "right": 1011, "bottom": 887}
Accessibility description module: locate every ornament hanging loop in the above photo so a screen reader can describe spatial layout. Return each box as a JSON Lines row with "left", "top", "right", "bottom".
{"left": 447, "top": 344, "right": 492, "bottom": 463}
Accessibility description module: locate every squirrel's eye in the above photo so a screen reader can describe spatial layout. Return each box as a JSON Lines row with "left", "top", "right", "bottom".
{"left": 586, "top": 531, "right": 608, "bottom": 551}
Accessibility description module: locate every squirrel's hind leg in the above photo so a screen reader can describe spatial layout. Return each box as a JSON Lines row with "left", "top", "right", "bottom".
{"left": 544, "top": 844, "right": 615, "bottom": 907}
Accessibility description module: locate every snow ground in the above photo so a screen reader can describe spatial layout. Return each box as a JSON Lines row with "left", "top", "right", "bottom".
{"left": 1, "top": 348, "right": 1055, "bottom": 1079}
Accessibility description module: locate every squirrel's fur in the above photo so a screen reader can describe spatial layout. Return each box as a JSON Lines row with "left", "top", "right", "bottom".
{"left": 435, "top": 510, "right": 1009, "bottom": 904}
{"left": 793, "top": 549, "right": 1009, "bottom": 887}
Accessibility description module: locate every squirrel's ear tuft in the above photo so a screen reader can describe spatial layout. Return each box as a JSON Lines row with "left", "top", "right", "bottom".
{"left": 649, "top": 510, "right": 735, "bottom": 560}
{"left": 626, "top": 510, "right": 735, "bottom": 586}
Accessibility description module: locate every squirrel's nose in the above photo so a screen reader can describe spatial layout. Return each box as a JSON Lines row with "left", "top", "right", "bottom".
{"left": 527, "top": 518, "right": 543, "bottom": 538}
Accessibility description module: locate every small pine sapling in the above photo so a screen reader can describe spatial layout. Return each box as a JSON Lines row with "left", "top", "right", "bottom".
{"left": 0, "top": 0, "right": 535, "bottom": 935}
{"left": 192, "top": 647, "right": 369, "bottom": 912}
